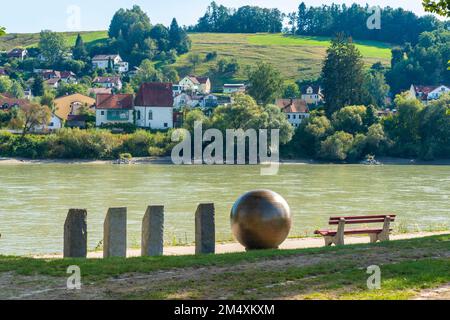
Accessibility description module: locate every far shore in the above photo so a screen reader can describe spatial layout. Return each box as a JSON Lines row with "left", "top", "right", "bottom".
{"left": 1, "top": 156, "right": 450, "bottom": 166}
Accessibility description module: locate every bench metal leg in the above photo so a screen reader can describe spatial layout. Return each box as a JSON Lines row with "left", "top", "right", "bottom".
{"left": 369, "top": 234, "right": 378, "bottom": 243}
{"left": 324, "top": 236, "right": 333, "bottom": 246}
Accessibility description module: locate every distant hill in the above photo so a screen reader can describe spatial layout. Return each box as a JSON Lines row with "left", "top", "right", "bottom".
{"left": 0, "top": 31, "right": 391, "bottom": 86}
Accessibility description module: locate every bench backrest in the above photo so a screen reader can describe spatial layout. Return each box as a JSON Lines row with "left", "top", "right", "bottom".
{"left": 328, "top": 215, "right": 396, "bottom": 225}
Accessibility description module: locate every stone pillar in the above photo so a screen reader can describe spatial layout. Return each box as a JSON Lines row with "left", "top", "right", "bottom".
{"left": 64, "top": 209, "right": 87, "bottom": 258}
{"left": 195, "top": 203, "right": 215, "bottom": 255}
{"left": 103, "top": 207, "right": 127, "bottom": 258}
{"left": 141, "top": 205, "right": 164, "bottom": 257}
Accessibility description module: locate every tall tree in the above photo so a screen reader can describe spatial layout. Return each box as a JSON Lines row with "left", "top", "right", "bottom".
{"left": 321, "top": 35, "right": 366, "bottom": 116}
{"left": 247, "top": 62, "right": 284, "bottom": 105}
{"left": 31, "top": 76, "right": 45, "bottom": 97}
{"left": 72, "top": 33, "right": 88, "bottom": 61}
{"left": 169, "top": 18, "right": 191, "bottom": 54}
{"left": 10, "top": 103, "right": 51, "bottom": 136}
{"left": 39, "top": 30, "right": 68, "bottom": 65}
{"left": 423, "top": 0, "right": 450, "bottom": 17}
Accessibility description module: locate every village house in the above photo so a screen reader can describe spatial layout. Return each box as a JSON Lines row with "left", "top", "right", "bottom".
{"left": 88, "top": 87, "right": 113, "bottom": 97}
{"left": 95, "top": 94, "right": 134, "bottom": 127}
{"left": 301, "top": 85, "right": 323, "bottom": 106}
{"left": 92, "top": 54, "right": 129, "bottom": 73}
{"left": 179, "top": 76, "right": 211, "bottom": 94}
{"left": 173, "top": 93, "right": 194, "bottom": 109}
{"left": 223, "top": 84, "right": 246, "bottom": 94}
{"left": 41, "top": 70, "right": 77, "bottom": 84}
{"left": 44, "top": 77, "right": 61, "bottom": 89}
{"left": 275, "top": 99, "right": 310, "bottom": 128}
{"left": 0, "top": 94, "right": 31, "bottom": 110}
{"left": 92, "top": 76, "right": 123, "bottom": 91}
{"left": 172, "top": 84, "right": 183, "bottom": 96}
{"left": 54, "top": 93, "right": 95, "bottom": 128}
{"left": 8, "top": 48, "right": 28, "bottom": 60}
{"left": 201, "top": 94, "right": 219, "bottom": 108}
{"left": 134, "top": 83, "right": 174, "bottom": 130}
{"left": 409, "top": 85, "right": 450, "bottom": 104}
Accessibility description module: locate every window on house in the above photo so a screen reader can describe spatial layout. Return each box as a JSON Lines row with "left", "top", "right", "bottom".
{"left": 101, "top": 111, "right": 105, "bottom": 116}
{"left": 49, "top": 122, "right": 54, "bottom": 127}
{"left": 164, "top": 123, "right": 168, "bottom": 128}
{"left": 149, "top": 111, "right": 153, "bottom": 120}
{"left": 136, "top": 110, "right": 141, "bottom": 120}
{"left": 287, "top": 115, "right": 291, "bottom": 119}
{"left": 293, "top": 115, "right": 296, "bottom": 119}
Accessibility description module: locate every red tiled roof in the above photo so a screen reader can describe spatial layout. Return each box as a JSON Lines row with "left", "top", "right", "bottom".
{"left": 275, "top": 99, "right": 309, "bottom": 113}
{"left": 0, "top": 95, "right": 32, "bottom": 109}
{"left": 93, "top": 76, "right": 121, "bottom": 85}
{"left": 96, "top": 94, "right": 134, "bottom": 110}
{"left": 135, "top": 83, "right": 174, "bottom": 107}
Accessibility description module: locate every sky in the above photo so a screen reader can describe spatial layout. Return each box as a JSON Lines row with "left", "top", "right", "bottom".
{"left": 0, "top": 0, "right": 438, "bottom": 33}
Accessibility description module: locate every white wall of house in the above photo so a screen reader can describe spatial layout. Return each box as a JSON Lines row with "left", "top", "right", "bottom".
{"left": 95, "top": 109, "right": 133, "bottom": 127}
{"left": 92, "top": 56, "right": 123, "bottom": 70}
{"left": 428, "top": 86, "right": 450, "bottom": 100}
{"left": 286, "top": 112, "right": 310, "bottom": 128}
{"left": 223, "top": 85, "right": 245, "bottom": 94}
{"left": 134, "top": 106, "right": 173, "bottom": 130}
{"left": 179, "top": 77, "right": 198, "bottom": 92}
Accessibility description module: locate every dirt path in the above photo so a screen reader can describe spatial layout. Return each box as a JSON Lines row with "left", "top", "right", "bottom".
{"left": 413, "top": 284, "right": 450, "bottom": 300}
{"left": 3, "top": 241, "right": 449, "bottom": 300}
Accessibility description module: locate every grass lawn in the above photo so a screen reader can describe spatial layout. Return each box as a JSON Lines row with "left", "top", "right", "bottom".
{"left": 1, "top": 31, "right": 391, "bottom": 88}
{"left": 0, "top": 234, "right": 448, "bottom": 300}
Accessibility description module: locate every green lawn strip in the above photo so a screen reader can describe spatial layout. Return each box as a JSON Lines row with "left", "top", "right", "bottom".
{"left": 122, "top": 258, "right": 450, "bottom": 300}
{"left": 0, "top": 234, "right": 448, "bottom": 282}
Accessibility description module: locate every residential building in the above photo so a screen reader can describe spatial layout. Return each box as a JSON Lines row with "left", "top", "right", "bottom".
{"left": 409, "top": 85, "right": 450, "bottom": 104}
{"left": 0, "top": 94, "right": 31, "bottom": 110}
{"left": 301, "top": 85, "right": 323, "bottom": 105}
{"left": 44, "top": 77, "right": 61, "bottom": 89}
{"left": 54, "top": 93, "right": 95, "bottom": 124}
{"left": 172, "top": 84, "right": 183, "bottom": 96}
{"left": 223, "top": 84, "right": 246, "bottom": 94}
{"left": 92, "top": 54, "right": 129, "bottom": 73}
{"left": 275, "top": 99, "right": 310, "bottom": 128}
{"left": 88, "top": 87, "right": 113, "bottom": 97}
{"left": 201, "top": 94, "right": 219, "bottom": 108}
{"left": 173, "top": 93, "right": 193, "bottom": 109}
{"left": 41, "top": 70, "right": 77, "bottom": 84}
{"left": 92, "top": 76, "right": 122, "bottom": 91}
{"left": 8, "top": 48, "right": 28, "bottom": 60}
{"left": 179, "top": 76, "right": 211, "bottom": 94}
{"left": 95, "top": 94, "right": 134, "bottom": 127}
{"left": 134, "top": 83, "right": 174, "bottom": 130}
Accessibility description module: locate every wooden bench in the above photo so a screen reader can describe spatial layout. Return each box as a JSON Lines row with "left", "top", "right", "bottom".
{"left": 314, "top": 215, "right": 396, "bottom": 246}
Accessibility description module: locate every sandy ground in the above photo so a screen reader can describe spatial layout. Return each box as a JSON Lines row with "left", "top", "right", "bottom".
{"left": 33, "top": 231, "right": 449, "bottom": 259}
{"left": 2, "top": 156, "right": 450, "bottom": 166}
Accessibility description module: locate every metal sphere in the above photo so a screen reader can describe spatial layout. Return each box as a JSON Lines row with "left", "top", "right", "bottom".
{"left": 230, "top": 190, "right": 292, "bottom": 250}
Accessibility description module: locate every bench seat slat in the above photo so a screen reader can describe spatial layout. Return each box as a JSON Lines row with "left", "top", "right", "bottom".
{"left": 329, "top": 215, "right": 396, "bottom": 220}
{"left": 329, "top": 218, "right": 395, "bottom": 225}
{"left": 314, "top": 228, "right": 393, "bottom": 237}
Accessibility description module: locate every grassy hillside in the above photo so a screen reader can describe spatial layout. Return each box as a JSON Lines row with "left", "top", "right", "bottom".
{"left": 0, "top": 31, "right": 391, "bottom": 86}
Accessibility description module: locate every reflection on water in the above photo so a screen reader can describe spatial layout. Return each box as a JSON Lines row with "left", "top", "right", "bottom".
{"left": 0, "top": 164, "right": 449, "bottom": 255}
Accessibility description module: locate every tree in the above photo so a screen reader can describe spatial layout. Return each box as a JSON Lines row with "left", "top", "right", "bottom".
{"left": 282, "top": 82, "right": 300, "bottom": 99}
{"left": 331, "top": 106, "right": 367, "bottom": 135}
{"left": 72, "top": 33, "right": 88, "bottom": 61}
{"left": 39, "top": 30, "right": 68, "bottom": 65}
{"left": 10, "top": 81, "right": 25, "bottom": 98}
{"left": 31, "top": 76, "right": 45, "bottom": 97}
{"left": 187, "top": 53, "right": 202, "bottom": 73}
{"left": 247, "top": 62, "right": 284, "bottom": 105}
{"left": 321, "top": 35, "right": 366, "bottom": 117}
{"left": 291, "top": 114, "right": 333, "bottom": 157}
{"left": 0, "top": 26, "right": 5, "bottom": 36}
{"left": 10, "top": 103, "right": 51, "bottom": 136}
{"left": 132, "top": 59, "right": 163, "bottom": 88}
{"left": 363, "top": 70, "right": 390, "bottom": 108}
{"left": 40, "top": 91, "right": 55, "bottom": 110}
{"left": 169, "top": 18, "right": 191, "bottom": 54}
{"left": 423, "top": 0, "right": 450, "bottom": 17}
{"left": 0, "top": 76, "right": 13, "bottom": 93}
{"left": 319, "top": 131, "right": 354, "bottom": 161}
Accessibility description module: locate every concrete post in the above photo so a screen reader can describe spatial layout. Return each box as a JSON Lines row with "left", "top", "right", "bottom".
{"left": 195, "top": 203, "right": 215, "bottom": 255}
{"left": 141, "top": 205, "right": 164, "bottom": 256}
{"left": 103, "top": 207, "right": 127, "bottom": 258}
{"left": 64, "top": 209, "right": 87, "bottom": 258}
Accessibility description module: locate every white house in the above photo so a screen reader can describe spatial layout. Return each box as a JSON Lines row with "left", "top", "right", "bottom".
{"left": 8, "top": 48, "right": 28, "bottom": 60}
{"left": 179, "top": 76, "right": 211, "bottom": 94}
{"left": 173, "top": 93, "right": 193, "bottom": 109}
{"left": 172, "top": 84, "right": 183, "bottom": 96}
{"left": 47, "top": 114, "right": 63, "bottom": 131}
{"left": 92, "top": 54, "right": 129, "bottom": 73}
{"left": 134, "top": 83, "right": 174, "bottom": 130}
{"left": 201, "top": 94, "right": 219, "bottom": 108}
{"left": 410, "top": 85, "right": 450, "bottom": 104}
{"left": 275, "top": 99, "right": 310, "bottom": 128}
{"left": 92, "top": 76, "right": 122, "bottom": 91}
{"left": 301, "top": 85, "right": 323, "bottom": 105}
{"left": 223, "top": 84, "right": 246, "bottom": 94}
{"left": 95, "top": 94, "right": 134, "bottom": 127}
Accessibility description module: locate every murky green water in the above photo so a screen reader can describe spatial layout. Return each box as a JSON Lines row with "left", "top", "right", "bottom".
{"left": 0, "top": 164, "right": 449, "bottom": 255}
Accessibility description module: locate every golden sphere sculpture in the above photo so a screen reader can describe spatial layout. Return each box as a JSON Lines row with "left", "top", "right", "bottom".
{"left": 230, "top": 190, "right": 292, "bottom": 250}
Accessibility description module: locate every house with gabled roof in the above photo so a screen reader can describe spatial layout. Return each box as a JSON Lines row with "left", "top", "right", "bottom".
{"left": 134, "top": 83, "right": 174, "bottom": 129}
{"left": 275, "top": 99, "right": 310, "bottom": 128}
{"left": 8, "top": 48, "right": 28, "bottom": 60}
{"left": 409, "top": 84, "right": 450, "bottom": 104}
{"left": 95, "top": 93, "right": 134, "bottom": 127}
{"left": 179, "top": 76, "right": 211, "bottom": 94}
{"left": 92, "top": 54, "right": 129, "bottom": 73}
{"left": 93, "top": 76, "right": 122, "bottom": 91}
{"left": 301, "top": 85, "right": 323, "bottom": 106}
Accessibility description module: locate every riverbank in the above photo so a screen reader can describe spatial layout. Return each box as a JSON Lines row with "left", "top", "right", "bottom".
{"left": 1, "top": 234, "right": 449, "bottom": 300}
{"left": 1, "top": 156, "right": 450, "bottom": 165}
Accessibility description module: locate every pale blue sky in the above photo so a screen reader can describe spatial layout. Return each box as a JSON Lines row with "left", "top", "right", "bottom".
{"left": 1, "top": 0, "right": 434, "bottom": 33}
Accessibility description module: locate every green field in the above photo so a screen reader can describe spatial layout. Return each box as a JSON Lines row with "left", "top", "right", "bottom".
{"left": 0, "top": 31, "right": 391, "bottom": 85}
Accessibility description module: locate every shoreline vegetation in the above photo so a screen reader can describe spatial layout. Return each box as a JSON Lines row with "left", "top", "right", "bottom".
{"left": 1, "top": 156, "right": 450, "bottom": 166}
